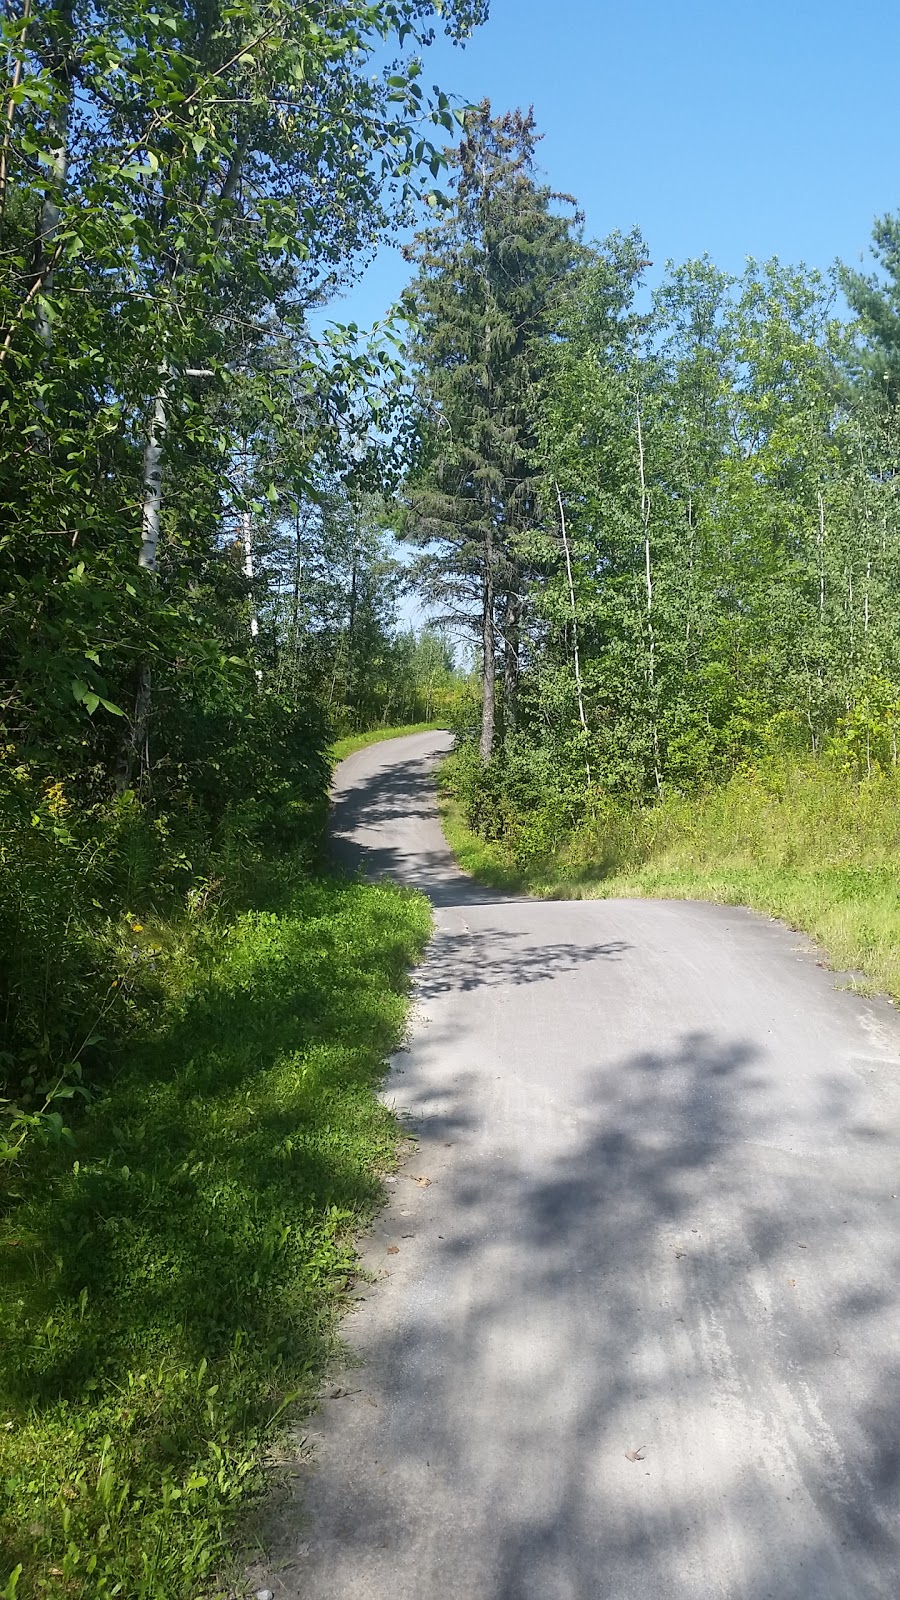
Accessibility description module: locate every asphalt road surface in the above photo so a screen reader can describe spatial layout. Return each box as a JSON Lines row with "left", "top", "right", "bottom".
{"left": 259, "top": 730, "right": 900, "bottom": 1600}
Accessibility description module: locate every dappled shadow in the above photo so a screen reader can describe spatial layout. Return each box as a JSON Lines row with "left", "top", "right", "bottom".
{"left": 415, "top": 926, "right": 629, "bottom": 998}
{"left": 284, "top": 1021, "right": 900, "bottom": 1599}
{"left": 330, "top": 739, "right": 495, "bottom": 909}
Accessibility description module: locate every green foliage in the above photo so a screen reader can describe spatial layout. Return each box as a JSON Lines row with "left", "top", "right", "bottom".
{"left": 402, "top": 101, "right": 581, "bottom": 757}
{"left": 442, "top": 755, "right": 900, "bottom": 1003}
{"left": 426, "top": 197, "right": 900, "bottom": 816}
{"left": 0, "top": 684, "right": 330, "bottom": 1141}
{"left": 841, "top": 211, "right": 900, "bottom": 405}
{"left": 0, "top": 866, "right": 430, "bottom": 1598}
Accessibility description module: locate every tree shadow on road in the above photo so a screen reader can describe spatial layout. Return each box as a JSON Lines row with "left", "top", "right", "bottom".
{"left": 286, "top": 1026, "right": 900, "bottom": 1600}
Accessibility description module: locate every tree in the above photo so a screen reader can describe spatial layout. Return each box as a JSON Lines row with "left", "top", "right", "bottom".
{"left": 841, "top": 212, "right": 900, "bottom": 407}
{"left": 402, "top": 101, "right": 580, "bottom": 760}
{"left": 0, "top": 0, "right": 487, "bottom": 792}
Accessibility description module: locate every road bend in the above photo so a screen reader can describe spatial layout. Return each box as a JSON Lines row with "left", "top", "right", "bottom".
{"left": 260, "top": 730, "right": 900, "bottom": 1600}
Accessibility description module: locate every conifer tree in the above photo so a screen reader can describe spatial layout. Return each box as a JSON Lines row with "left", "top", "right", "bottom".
{"left": 402, "top": 102, "right": 579, "bottom": 759}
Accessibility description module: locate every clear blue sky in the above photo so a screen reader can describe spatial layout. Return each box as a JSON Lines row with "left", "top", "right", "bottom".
{"left": 328, "top": 0, "right": 900, "bottom": 329}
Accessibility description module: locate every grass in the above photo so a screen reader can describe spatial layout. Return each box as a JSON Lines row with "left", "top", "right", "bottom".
{"left": 0, "top": 865, "right": 431, "bottom": 1599}
{"left": 440, "top": 760, "right": 900, "bottom": 1004}
{"left": 330, "top": 722, "right": 448, "bottom": 765}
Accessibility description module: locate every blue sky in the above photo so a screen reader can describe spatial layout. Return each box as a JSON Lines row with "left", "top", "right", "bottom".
{"left": 327, "top": 0, "right": 900, "bottom": 330}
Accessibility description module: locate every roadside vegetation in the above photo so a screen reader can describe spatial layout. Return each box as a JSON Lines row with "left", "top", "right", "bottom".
{"left": 1, "top": 865, "right": 429, "bottom": 1598}
{"left": 441, "top": 753, "right": 900, "bottom": 1003}
{"left": 5, "top": 0, "right": 900, "bottom": 1588}
{"left": 0, "top": 0, "right": 476, "bottom": 1590}
{"left": 404, "top": 110, "right": 900, "bottom": 1012}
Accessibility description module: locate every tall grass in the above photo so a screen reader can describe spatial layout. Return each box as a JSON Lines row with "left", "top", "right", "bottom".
{"left": 0, "top": 859, "right": 430, "bottom": 1598}
{"left": 441, "top": 758, "right": 900, "bottom": 1001}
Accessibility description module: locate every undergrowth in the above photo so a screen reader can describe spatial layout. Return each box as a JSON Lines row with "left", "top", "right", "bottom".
{"left": 440, "top": 754, "right": 900, "bottom": 1003}
{"left": 0, "top": 863, "right": 430, "bottom": 1598}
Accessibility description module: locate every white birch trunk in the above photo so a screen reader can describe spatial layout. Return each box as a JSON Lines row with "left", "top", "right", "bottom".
{"left": 139, "top": 384, "right": 168, "bottom": 571}
{"left": 241, "top": 508, "right": 260, "bottom": 645}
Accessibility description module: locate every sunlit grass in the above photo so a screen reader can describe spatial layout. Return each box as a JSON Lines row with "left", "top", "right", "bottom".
{"left": 441, "top": 761, "right": 900, "bottom": 1003}
{"left": 0, "top": 870, "right": 430, "bottom": 1599}
{"left": 331, "top": 722, "right": 448, "bottom": 765}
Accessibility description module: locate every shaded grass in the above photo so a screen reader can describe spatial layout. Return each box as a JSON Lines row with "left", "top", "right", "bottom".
{"left": 331, "top": 723, "right": 447, "bottom": 765}
{"left": 440, "top": 761, "right": 900, "bottom": 1003}
{"left": 0, "top": 869, "right": 430, "bottom": 1599}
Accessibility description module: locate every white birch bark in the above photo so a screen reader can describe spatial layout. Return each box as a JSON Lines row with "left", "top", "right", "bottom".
{"left": 241, "top": 508, "right": 260, "bottom": 643}
{"left": 138, "top": 383, "right": 168, "bottom": 571}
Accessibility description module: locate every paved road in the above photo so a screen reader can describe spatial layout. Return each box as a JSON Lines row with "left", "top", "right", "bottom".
{"left": 261, "top": 731, "right": 900, "bottom": 1600}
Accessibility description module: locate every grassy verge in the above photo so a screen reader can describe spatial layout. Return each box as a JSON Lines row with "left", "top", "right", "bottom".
{"left": 330, "top": 722, "right": 447, "bottom": 764}
{"left": 440, "top": 761, "right": 900, "bottom": 1003}
{"left": 0, "top": 865, "right": 430, "bottom": 1599}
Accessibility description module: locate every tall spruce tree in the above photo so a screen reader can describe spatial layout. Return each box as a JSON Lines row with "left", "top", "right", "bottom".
{"left": 402, "top": 102, "right": 580, "bottom": 759}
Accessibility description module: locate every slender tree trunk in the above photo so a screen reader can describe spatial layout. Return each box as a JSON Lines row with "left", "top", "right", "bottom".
{"left": 241, "top": 511, "right": 260, "bottom": 637}
{"left": 817, "top": 491, "right": 825, "bottom": 621}
{"left": 30, "top": 0, "right": 70, "bottom": 344}
{"left": 291, "top": 505, "right": 302, "bottom": 640}
{"left": 239, "top": 442, "right": 262, "bottom": 686}
{"left": 33, "top": 118, "right": 68, "bottom": 351}
{"left": 348, "top": 546, "right": 358, "bottom": 637}
{"left": 116, "top": 382, "right": 169, "bottom": 788}
{"left": 139, "top": 384, "right": 168, "bottom": 571}
{"left": 686, "top": 494, "right": 694, "bottom": 648}
{"left": 636, "top": 400, "right": 661, "bottom": 795}
{"left": 480, "top": 523, "right": 496, "bottom": 763}
{"left": 120, "top": 138, "right": 250, "bottom": 784}
{"left": 556, "top": 479, "right": 590, "bottom": 787}
{"left": 502, "top": 582, "right": 521, "bottom": 732}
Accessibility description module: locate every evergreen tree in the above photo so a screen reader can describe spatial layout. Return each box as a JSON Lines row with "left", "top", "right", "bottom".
{"left": 401, "top": 102, "right": 580, "bottom": 759}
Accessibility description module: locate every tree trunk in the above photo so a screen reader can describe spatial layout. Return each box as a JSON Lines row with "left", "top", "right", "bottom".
{"left": 636, "top": 398, "right": 662, "bottom": 796}
{"left": 0, "top": 0, "right": 33, "bottom": 230}
{"left": 241, "top": 515, "right": 259, "bottom": 642}
{"left": 502, "top": 582, "right": 520, "bottom": 732}
{"left": 33, "top": 100, "right": 68, "bottom": 351}
{"left": 480, "top": 524, "right": 496, "bottom": 763}
{"left": 119, "top": 136, "right": 250, "bottom": 784}
{"left": 115, "top": 661, "right": 152, "bottom": 794}
{"left": 116, "top": 383, "right": 168, "bottom": 787}
{"left": 138, "top": 384, "right": 168, "bottom": 571}
{"left": 556, "top": 480, "right": 590, "bottom": 787}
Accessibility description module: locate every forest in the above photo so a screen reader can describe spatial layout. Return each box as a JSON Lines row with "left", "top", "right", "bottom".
{"left": 3, "top": 0, "right": 900, "bottom": 1592}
